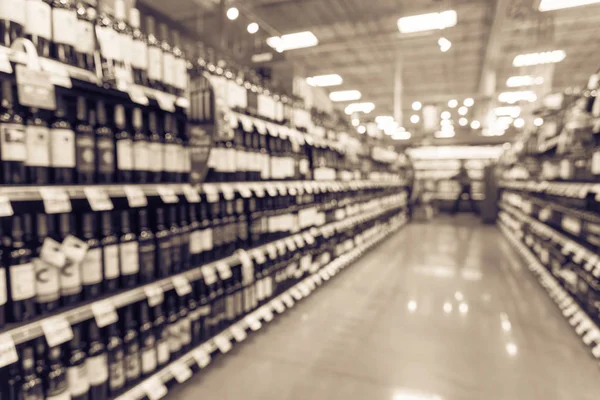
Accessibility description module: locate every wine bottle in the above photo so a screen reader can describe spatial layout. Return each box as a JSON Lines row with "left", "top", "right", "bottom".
{"left": 196, "top": 278, "right": 210, "bottom": 343}
{"left": 159, "top": 23, "right": 174, "bottom": 94}
{"left": 179, "top": 205, "right": 191, "bottom": 271}
{"left": 119, "top": 210, "right": 139, "bottom": 289}
{"left": 20, "top": 345, "right": 44, "bottom": 400}
{"left": 24, "top": 0, "right": 52, "bottom": 57}
{"left": 95, "top": 6, "right": 117, "bottom": 83}
{"left": 0, "top": 0, "right": 25, "bottom": 47}
{"left": 51, "top": 0, "right": 78, "bottom": 65}
{"left": 0, "top": 80, "right": 26, "bottom": 185}
{"left": 189, "top": 205, "right": 201, "bottom": 268}
{"left": 80, "top": 213, "right": 102, "bottom": 300}
{"left": 86, "top": 320, "right": 108, "bottom": 400}
{"left": 154, "top": 207, "right": 172, "bottom": 279}
{"left": 25, "top": 107, "right": 50, "bottom": 184}
{"left": 172, "top": 30, "right": 187, "bottom": 98}
{"left": 101, "top": 212, "right": 120, "bottom": 293}
{"left": 130, "top": 8, "right": 148, "bottom": 86}
{"left": 106, "top": 323, "right": 125, "bottom": 396}
{"left": 34, "top": 213, "right": 60, "bottom": 313}
{"left": 187, "top": 293, "right": 201, "bottom": 347}
{"left": 7, "top": 214, "right": 36, "bottom": 323}
{"left": 163, "top": 113, "right": 177, "bottom": 183}
{"left": 166, "top": 292, "right": 180, "bottom": 360}
{"left": 33, "top": 337, "right": 47, "bottom": 384}
{"left": 0, "top": 224, "right": 5, "bottom": 328}
{"left": 6, "top": 359, "right": 22, "bottom": 400}
{"left": 44, "top": 346, "right": 69, "bottom": 400}
{"left": 152, "top": 302, "right": 170, "bottom": 368}
{"left": 146, "top": 16, "right": 163, "bottom": 91}
{"left": 147, "top": 112, "right": 163, "bottom": 183}
{"left": 113, "top": 0, "right": 131, "bottom": 72}
{"left": 75, "top": 1, "right": 96, "bottom": 72}
{"left": 66, "top": 324, "right": 90, "bottom": 400}
{"left": 95, "top": 100, "right": 115, "bottom": 183}
{"left": 122, "top": 305, "right": 141, "bottom": 385}
{"left": 177, "top": 294, "right": 191, "bottom": 353}
{"left": 139, "top": 301, "right": 157, "bottom": 378}
{"left": 172, "top": 116, "right": 184, "bottom": 183}
{"left": 168, "top": 206, "right": 182, "bottom": 274}
{"left": 137, "top": 209, "right": 155, "bottom": 284}
{"left": 114, "top": 104, "right": 133, "bottom": 183}
{"left": 58, "top": 213, "right": 82, "bottom": 305}
{"left": 75, "top": 97, "right": 95, "bottom": 184}
{"left": 50, "top": 95, "right": 76, "bottom": 184}
{"left": 132, "top": 108, "right": 148, "bottom": 183}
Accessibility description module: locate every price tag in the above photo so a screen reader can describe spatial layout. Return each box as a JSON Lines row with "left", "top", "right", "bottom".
{"left": 172, "top": 276, "right": 193, "bottom": 296}
{"left": 0, "top": 334, "right": 18, "bottom": 368}
{"left": 127, "top": 85, "right": 150, "bottom": 105}
{"left": 276, "top": 241, "right": 287, "bottom": 255}
{"left": 298, "top": 283, "right": 310, "bottom": 297}
{"left": 220, "top": 184, "right": 235, "bottom": 201}
{"left": 251, "top": 184, "right": 265, "bottom": 198}
{"left": 265, "top": 184, "right": 278, "bottom": 197}
{"left": 170, "top": 362, "right": 193, "bottom": 384}
{"left": 293, "top": 235, "right": 305, "bottom": 248}
{"left": 40, "top": 58, "right": 72, "bottom": 88}
{"left": 252, "top": 249, "right": 267, "bottom": 265}
{"left": 290, "top": 288, "right": 303, "bottom": 301}
{"left": 236, "top": 184, "right": 252, "bottom": 198}
{"left": 271, "top": 299, "right": 285, "bottom": 314}
{"left": 182, "top": 184, "right": 201, "bottom": 203}
{"left": 284, "top": 238, "right": 297, "bottom": 252}
{"left": 312, "top": 274, "right": 322, "bottom": 286}
{"left": 214, "top": 334, "right": 232, "bottom": 354}
{"left": 40, "top": 238, "right": 66, "bottom": 267}
{"left": 319, "top": 269, "right": 330, "bottom": 281}
{"left": 84, "top": 187, "right": 114, "bottom": 211}
{"left": 203, "top": 184, "right": 220, "bottom": 203}
{"left": 0, "top": 196, "right": 13, "bottom": 217}
{"left": 91, "top": 300, "right": 119, "bottom": 328}
{"left": 202, "top": 265, "right": 218, "bottom": 285}
{"left": 142, "top": 377, "right": 168, "bottom": 400}
{"left": 230, "top": 324, "right": 247, "bottom": 342}
{"left": 192, "top": 348, "right": 211, "bottom": 368}
{"left": 15, "top": 65, "right": 56, "bottom": 110}
{"left": 260, "top": 306, "right": 274, "bottom": 322}
{"left": 302, "top": 232, "right": 315, "bottom": 245}
{"left": 281, "top": 293, "right": 294, "bottom": 308}
{"left": 266, "top": 244, "right": 278, "bottom": 260}
{"left": 61, "top": 235, "right": 89, "bottom": 263}
{"left": 39, "top": 187, "right": 71, "bottom": 214}
{"left": 216, "top": 262, "right": 233, "bottom": 280}
{"left": 145, "top": 285, "right": 164, "bottom": 307}
{"left": 237, "top": 250, "right": 253, "bottom": 270}
{"left": 154, "top": 92, "right": 176, "bottom": 112}
{"left": 157, "top": 187, "right": 179, "bottom": 204}
{"left": 123, "top": 186, "right": 148, "bottom": 208}
{"left": 41, "top": 316, "right": 73, "bottom": 347}
{"left": 304, "top": 278, "right": 316, "bottom": 291}
{"left": 0, "top": 48, "right": 11, "bottom": 74}
{"left": 276, "top": 184, "right": 287, "bottom": 196}
{"left": 244, "top": 315, "right": 262, "bottom": 331}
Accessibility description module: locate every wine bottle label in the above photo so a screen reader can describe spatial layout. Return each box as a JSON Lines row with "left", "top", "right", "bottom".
{"left": 164, "top": 143, "right": 178, "bottom": 172}
{"left": 156, "top": 339, "right": 170, "bottom": 365}
{"left": 75, "top": 134, "right": 95, "bottom": 173}
{"left": 163, "top": 52, "right": 174, "bottom": 86}
{"left": 24, "top": 0, "right": 51, "bottom": 38}
{"left": 103, "top": 244, "right": 120, "bottom": 280}
{"left": 52, "top": 8, "right": 77, "bottom": 46}
{"left": 262, "top": 154, "right": 271, "bottom": 179}
{"left": 119, "top": 33, "right": 132, "bottom": 64}
{"left": 174, "top": 145, "right": 183, "bottom": 173}
{"left": 25, "top": 124, "right": 50, "bottom": 167}
{"left": 235, "top": 149, "right": 245, "bottom": 172}
{"left": 86, "top": 353, "right": 108, "bottom": 386}
{"left": 75, "top": 19, "right": 95, "bottom": 54}
{"left": 256, "top": 279, "right": 264, "bottom": 301}
{"left": 108, "top": 353, "right": 125, "bottom": 390}
{"left": 147, "top": 46, "right": 162, "bottom": 81}
{"left": 227, "top": 148, "right": 236, "bottom": 173}
{"left": 45, "top": 390, "right": 70, "bottom": 400}
{"left": 81, "top": 247, "right": 102, "bottom": 285}
{"left": 189, "top": 230, "right": 202, "bottom": 254}
{"left": 168, "top": 323, "right": 181, "bottom": 353}
{"left": 182, "top": 147, "right": 191, "bottom": 173}
{"left": 158, "top": 238, "right": 172, "bottom": 273}
{"left": 116, "top": 138, "right": 133, "bottom": 170}
{"left": 68, "top": 364, "right": 90, "bottom": 396}
{"left": 96, "top": 137, "right": 115, "bottom": 174}
{"left": 202, "top": 228, "right": 213, "bottom": 251}
{"left": 50, "top": 128, "right": 76, "bottom": 168}
{"left": 60, "top": 257, "right": 82, "bottom": 296}
{"left": 0, "top": 268, "right": 5, "bottom": 306}
{"left": 175, "top": 58, "right": 187, "bottom": 90}
{"left": 96, "top": 25, "right": 119, "bottom": 61}
{"left": 34, "top": 257, "right": 59, "bottom": 303}
{"left": 147, "top": 142, "right": 163, "bottom": 172}
{"left": 225, "top": 294, "right": 235, "bottom": 320}
{"left": 0, "top": 123, "right": 26, "bottom": 161}
{"left": 120, "top": 241, "right": 139, "bottom": 275}
{"left": 179, "top": 317, "right": 191, "bottom": 346}
{"left": 131, "top": 39, "right": 148, "bottom": 70}
{"left": 207, "top": 147, "right": 219, "bottom": 168}
{"left": 234, "top": 290, "right": 243, "bottom": 316}
{"left": 141, "top": 346, "right": 157, "bottom": 374}
{"left": 125, "top": 344, "right": 141, "bottom": 380}
{"left": 133, "top": 140, "right": 149, "bottom": 171}
{"left": 0, "top": 0, "right": 26, "bottom": 25}
{"left": 9, "top": 262, "right": 35, "bottom": 301}
{"left": 197, "top": 304, "right": 210, "bottom": 316}
{"left": 139, "top": 242, "right": 155, "bottom": 277}
{"left": 264, "top": 276, "right": 273, "bottom": 297}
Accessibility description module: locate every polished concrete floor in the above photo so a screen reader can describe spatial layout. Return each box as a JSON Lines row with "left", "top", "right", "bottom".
{"left": 169, "top": 215, "right": 600, "bottom": 400}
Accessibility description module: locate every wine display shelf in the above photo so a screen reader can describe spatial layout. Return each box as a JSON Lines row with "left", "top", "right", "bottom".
{"left": 500, "top": 180, "right": 600, "bottom": 201}
{"left": 113, "top": 213, "right": 409, "bottom": 400}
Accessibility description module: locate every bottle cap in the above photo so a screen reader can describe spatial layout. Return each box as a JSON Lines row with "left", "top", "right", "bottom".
{"left": 114, "top": 104, "right": 126, "bottom": 129}
{"left": 114, "top": 0, "right": 126, "bottom": 20}
{"left": 82, "top": 213, "right": 96, "bottom": 239}
{"left": 121, "top": 210, "right": 131, "bottom": 234}
{"left": 97, "top": 100, "right": 107, "bottom": 125}
{"left": 101, "top": 212, "right": 113, "bottom": 236}
{"left": 132, "top": 108, "right": 143, "bottom": 130}
{"left": 130, "top": 8, "right": 140, "bottom": 28}
{"left": 76, "top": 97, "right": 87, "bottom": 121}
{"left": 36, "top": 213, "right": 48, "bottom": 238}
{"left": 145, "top": 15, "right": 156, "bottom": 35}
{"left": 149, "top": 112, "right": 157, "bottom": 132}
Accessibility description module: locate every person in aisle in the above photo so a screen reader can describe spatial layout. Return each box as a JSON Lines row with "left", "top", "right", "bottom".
{"left": 451, "top": 161, "right": 478, "bottom": 215}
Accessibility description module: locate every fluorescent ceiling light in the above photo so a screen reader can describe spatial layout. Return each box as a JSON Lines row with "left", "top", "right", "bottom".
{"left": 410, "top": 114, "right": 420, "bottom": 123}
{"left": 392, "top": 131, "right": 411, "bottom": 140}
{"left": 440, "top": 119, "right": 452, "bottom": 127}
{"left": 506, "top": 75, "right": 544, "bottom": 87}
{"left": 267, "top": 31, "right": 318, "bottom": 52}
{"left": 470, "top": 120, "right": 480, "bottom": 129}
{"left": 329, "top": 90, "right": 361, "bottom": 102}
{"left": 458, "top": 106, "right": 468, "bottom": 116}
{"left": 463, "top": 98, "right": 474, "bottom": 107}
{"left": 534, "top": 117, "right": 544, "bottom": 127}
{"left": 226, "top": 7, "right": 239, "bottom": 20}
{"left": 412, "top": 101, "right": 422, "bottom": 111}
{"left": 514, "top": 118, "right": 525, "bottom": 128}
{"left": 247, "top": 23, "right": 259, "bottom": 34}
{"left": 345, "top": 102, "right": 375, "bottom": 115}
{"left": 448, "top": 99, "right": 458, "bottom": 108}
{"left": 357, "top": 125, "right": 366, "bottom": 134}
{"left": 397, "top": 10, "right": 457, "bottom": 33}
{"left": 351, "top": 118, "right": 360, "bottom": 127}
{"left": 495, "top": 106, "right": 521, "bottom": 117}
{"left": 513, "top": 50, "right": 566, "bottom": 67}
{"left": 375, "top": 116, "right": 394, "bottom": 125}
{"left": 498, "top": 91, "right": 537, "bottom": 104}
{"left": 306, "top": 74, "right": 343, "bottom": 87}
{"left": 539, "top": 0, "right": 600, "bottom": 11}
{"left": 441, "top": 111, "right": 451, "bottom": 119}
{"left": 459, "top": 117, "right": 468, "bottom": 126}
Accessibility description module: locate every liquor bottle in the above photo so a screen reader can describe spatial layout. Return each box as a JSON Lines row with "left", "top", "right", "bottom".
{"left": 186, "top": 293, "right": 201, "bottom": 346}
{"left": 119, "top": 210, "right": 139, "bottom": 289}
{"left": 6, "top": 360, "right": 22, "bottom": 400}
{"left": 66, "top": 324, "right": 90, "bottom": 400}
{"left": 122, "top": 305, "right": 141, "bottom": 386}
{"left": 0, "top": 80, "right": 26, "bottom": 185}
{"left": 25, "top": 107, "right": 50, "bottom": 184}
{"left": 137, "top": 209, "right": 155, "bottom": 284}
{"left": 7, "top": 214, "right": 36, "bottom": 323}
{"left": 20, "top": 345, "right": 44, "bottom": 400}
{"left": 177, "top": 294, "right": 191, "bottom": 353}
{"left": 130, "top": 8, "right": 148, "bottom": 86}
{"left": 95, "top": 101, "right": 115, "bottom": 184}
{"left": 33, "top": 337, "right": 47, "bottom": 384}
{"left": 75, "top": 1, "right": 96, "bottom": 72}
{"left": 179, "top": 205, "right": 191, "bottom": 271}
{"left": 0, "top": 226, "right": 5, "bottom": 328}
{"left": 172, "top": 116, "right": 184, "bottom": 183}
{"left": 113, "top": 0, "right": 131, "bottom": 72}
{"left": 86, "top": 320, "right": 108, "bottom": 400}
{"left": 220, "top": 264, "right": 235, "bottom": 326}
{"left": 106, "top": 323, "right": 125, "bottom": 396}
{"left": 75, "top": 97, "right": 95, "bottom": 184}
{"left": 50, "top": 95, "right": 76, "bottom": 184}
{"left": 154, "top": 207, "right": 172, "bottom": 279}
{"left": 152, "top": 302, "right": 170, "bottom": 368}
{"left": 101, "top": 212, "right": 120, "bottom": 293}
{"left": 163, "top": 113, "right": 177, "bottom": 183}
{"left": 0, "top": 0, "right": 25, "bottom": 47}
{"left": 58, "top": 213, "right": 82, "bottom": 305}
{"left": 232, "top": 263, "right": 243, "bottom": 321}
{"left": 24, "top": 0, "right": 52, "bottom": 57}
{"left": 159, "top": 23, "right": 174, "bottom": 94}
{"left": 80, "top": 213, "right": 102, "bottom": 300}
{"left": 166, "top": 292, "right": 181, "bottom": 360}
{"left": 132, "top": 108, "right": 148, "bottom": 183}
{"left": 146, "top": 16, "right": 163, "bottom": 91}
{"left": 195, "top": 278, "right": 210, "bottom": 343}
{"left": 34, "top": 213, "right": 60, "bottom": 313}
{"left": 168, "top": 206, "right": 182, "bottom": 274}
{"left": 44, "top": 346, "right": 69, "bottom": 400}
{"left": 139, "top": 301, "right": 157, "bottom": 378}
{"left": 147, "top": 112, "right": 163, "bottom": 183}
{"left": 95, "top": 5, "right": 117, "bottom": 82}
{"left": 114, "top": 104, "right": 133, "bottom": 183}
{"left": 51, "top": 0, "right": 78, "bottom": 65}
{"left": 172, "top": 30, "right": 187, "bottom": 98}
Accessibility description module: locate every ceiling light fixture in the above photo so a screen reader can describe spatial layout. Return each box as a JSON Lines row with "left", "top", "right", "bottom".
{"left": 506, "top": 75, "right": 544, "bottom": 87}
{"left": 376, "top": 116, "right": 394, "bottom": 125}
{"left": 352, "top": 118, "right": 360, "bottom": 127}
{"left": 513, "top": 50, "right": 566, "bottom": 67}
{"left": 514, "top": 118, "right": 525, "bottom": 128}
{"left": 266, "top": 31, "right": 319, "bottom": 52}
{"left": 448, "top": 99, "right": 458, "bottom": 108}
{"left": 357, "top": 125, "right": 366, "bottom": 134}
{"left": 458, "top": 106, "right": 468, "bottom": 116}
{"left": 495, "top": 106, "right": 521, "bottom": 118}
{"left": 306, "top": 74, "right": 343, "bottom": 87}
{"left": 539, "top": 0, "right": 600, "bottom": 11}
{"left": 247, "top": 22, "right": 259, "bottom": 34}
{"left": 459, "top": 117, "right": 468, "bottom": 126}
{"left": 345, "top": 102, "right": 375, "bottom": 115}
{"left": 397, "top": 10, "right": 457, "bottom": 33}
{"left": 329, "top": 90, "right": 362, "bottom": 102}
{"left": 534, "top": 117, "right": 544, "bottom": 127}
{"left": 470, "top": 120, "right": 481, "bottom": 129}
{"left": 498, "top": 91, "right": 537, "bottom": 104}
{"left": 412, "top": 101, "right": 422, "bottom": 111}
{"left": 410, "top": 114, "right": 420, "bottom": 123}
{"left": 464, "top": 98, "right": 474, "bottom": 107}
{"left": 441, "top": 111, "right": 451, "bottom": 119}
{"left": 438, "top": 37, "right": 452, "bottom": 52}
{"left": 226, "top": 7, "right": 239, "bottom": 20}
{"left": 392, "top": 131, "right": 411, "bottom": 140}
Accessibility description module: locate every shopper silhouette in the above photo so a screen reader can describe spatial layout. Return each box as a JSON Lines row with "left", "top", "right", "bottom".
{"left": 451, "top": 161, "right": 478, "bottom": 214}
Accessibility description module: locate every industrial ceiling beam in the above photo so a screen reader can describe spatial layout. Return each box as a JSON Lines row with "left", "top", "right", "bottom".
{"left": 478, "top": 0, "right": 510, "bottom": 97}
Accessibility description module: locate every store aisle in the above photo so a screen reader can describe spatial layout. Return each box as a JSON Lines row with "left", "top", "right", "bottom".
{"left": 168, "top": 215, "right": 600, "bottom": 400}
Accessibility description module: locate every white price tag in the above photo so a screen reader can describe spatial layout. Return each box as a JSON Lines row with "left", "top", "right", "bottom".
{"left": 91, "top": 300, "right": 119, "bottom": 328}
{"left": 142, "top": 377, "right": 168, "bottom": 400}
{"left": 40, "top": 188, "right": 71, "bottom": 214}
{"left": 244, "top": 315, "right": 262, "bottom": 331}
{"left": 202, "top": 266, "right": 218, "bottom": 285}
{"left": 172, "top": 276, "right": 193, "bottom": 296}
{"left": 293, "top": 235, "right": 305, "bottom": 248}
{"left": 170, "top": 362, "right": 193, "bottom": 383}
{"left": 319, "top": 269, "right": 330, "bottom": 281}
{"left": 312, "top": 274, "right": 322, "bottom": 286}
{"left": 83, "top": 187, "right": 114, "bottom": 211}
{"left": 236, "top": 184, "right": 252, "bottom": 198}
{"left": 220, "top": 184, "right": 235, "bottom": 201}
{"left": 124, "top": 186, "right": 148, "bottom": 208}
{"left": 42, "top": 316, "right": 73, "bottom": 347}
{"left": 216, "top": 262, "right": 233, "bottom": 280}
{"left": 302, "top": 232, "right": 315, "bottom": 245}
{"left": 252, "top": 249, "right": 267, "bottom": 265}
{"left": 182, "top": 184, "right": 201, "bottom": 203}
{"left": 214, "top": 334, "right": 232, "bottom": 354}
{"left": 230, "top": 324, "right": 247, "bottom": 342}
{"left": 61, "top": 235, "right": 88, "bottom": 263}
{"left": 145, "top": 285, "right": 164, "bottom": 307}
{"left": 260, "top": 306, "right": 274, "bottom": 322}
{"left": 284, "top": 238, "right": 297, "bottom": 252}
{"left": 275, "top": 241, "right": 287, "bottom": 255}
{"left": 157, "top": 187, "right": 179, "bottom": 204}
{"left": 251, "top": 184, "right": 265, "bottom": 198}
{"left": 127, "top": 85, "right": 150, "bottom": 106}
{"left": 237, "top": 250, "right": 253, "bottom": 270}
{"left": 0, "top": 196, "right": 13, "bottom": 217}
{"left": 192, "top": 348, "right": 211, "bottom": 368}
{"left": 0, "top": 334, "right": 18, "bottom": 368}
{"left": 281, "top": 293, "right": 294, "bottom": 308}
{"left": 290, "top": 288, "right": 303, "bottom": 301}
{"left": 298, "top": 283, "right": 310, "bottom": 297}
{"left": 271, "top": 299, "right": 285, "bottom": 314}
{"left": 266, "top": 244, "right": 278, "bottom": 260}
{"left": 40, "top": 238, "right": 66, "bottom": 267}
{"left": 154, "top": 92, "right": 176, "bottom": 112}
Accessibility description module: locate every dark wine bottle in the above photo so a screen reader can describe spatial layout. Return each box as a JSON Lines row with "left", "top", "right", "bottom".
{"left": 0, "top": 0, "right": 25, "bottom": 47}
{"left": 24, "top": 0, "right": 52, "bottom": 57}
{"left": 86, "top": 320, "right": 108, "bottom": 400}
{"left": 189, "top": 205, "right": 201, "bottom": 268}
{"left": 172, "top": 116, "right": 184, "bottom": 183}
{"left": 95, "top": 6, "right": 117, "bottom": 83}
{"left": 113, "top": 0, "right": 130, "bottom": 71}
{"left": 51, "top": 0, "right": 78, "bottom": 65}
{"left": 132, "top": 108, "right": 148, "bottom": 183}
{"left": 130, "top": 8, "right": 148, "bottom": 86}
{"left": 162, "top": 113, "right": 176, "bottom": 183}
{"left": 106, "top": 323, "right": 125, "bottom": 396}
{"left": 172, "top": 30, "right": 187, "bottom": 98}
{"left": 50, "top": 95, "right": 75, "bottom": 184}
{"left": 177, "top": 294, "right": 192, "bottom": 353}
{"left": 95, "top": 100, "right": 115, "bottom": 184}
{"left": 119, "top": 210, "right": 139, "bottom": 289}
{"left": 179, "top": 205, "right": 191, "bottom": 271}
{"left": 58, "top": 213, "right": 81, "bottom": 306}
{"left": 25, "top": 107, "right": 50, "bottom": 184}
{"left": 159, "top": 23, "right": 174, "bottom": 94}
{"left": 152, "top": 302, "right": 170, "bottom": 368}
{"left": 154, "top": 208, "right": 172, "bottom": 279}
{"left": 20, "top": 345, "right": 44, "bottom": 400}
{"left": 101, "top": 212, "right": 120, "bottom": 293}
{"left": 168, "top": 206, "right": 182, "bottom": 274}
{"left": 114, "top": 104, "right": 133, "bottom": 183}
{"left": 66, "top": 324, "right": 90, "bottom": 400}
{"left": 145, "top": 16, "right": 163, "bottom": 91}
{"left": 74, "top": 1, "right": 96, "bottom": 72}
{"left": 147, "top": 112, "right": 163, "bottom": 183}
{"left": 139, "top": 301, "right": 157, "bottom": 378}
{"left": 137, "top": 209, "right": 155, "bottom": 284}
{"left": 80, "top": 213, "right": 102, "bottom": 300}
{"left": 0, "top": 80, "right": 26, "bottom": 185}
{"left": 74, "top": 97, "right": 95, "bottom": 184}
{"left": 7, "top": 214, "right": 36, "bottom": 323}
{"left": 122, "top": 305, "right": 141, "bottom": 386}
{"left": 34, "top": 213, "right": 60, "bottom": 313}
{"left": 44, "top": 346, "right": 69, "bottom": 400}
{"left": 0, "top": 223, "right": 5, "bottom": 328}
{"left": 166, "top": 292, "right": 180, "bottom": 360}
{"left": 6, "top": 359, "right": 22, "bottom": 400}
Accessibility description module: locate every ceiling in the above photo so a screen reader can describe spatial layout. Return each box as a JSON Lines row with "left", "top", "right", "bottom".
{"left": 141, "top": 0, "right": 600, "bottom": 140}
